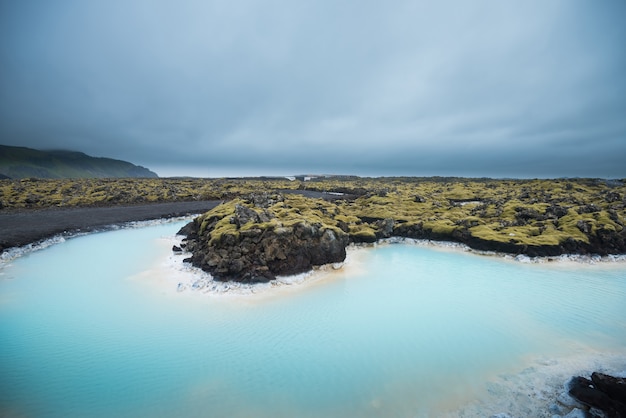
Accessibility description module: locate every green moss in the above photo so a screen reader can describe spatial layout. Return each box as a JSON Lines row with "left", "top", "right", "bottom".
{"left": 199, "top": 194, "right": 347, "bottom": 244}
{"left": 241, "top": 219, "right": 281, "bottom": 231}
{"left": 4, "top": 177, "right": 625, "bottom": 254}
{"left": 441, "top": 184, "right": 478, "bottom": 201}
{"left": 335, "top": 214, "right": 361, "bottom": 224}
{"left": 557, "top": 209, "right": 592, "bottom": 243}
{"left": 349, "top": 224, "right": 377, "bottom": 240}
{"left": 469, "top": 224, "right": 518, "bottom": 244}
{"left": 500, "top": 226, "right": 561, "bottom": 246}
{"left": 595, "top": 210, "right": 621, "bottom": 232}
{"left": 470, "top": 224, "right": 576, "bottom": 246}
{"left": 423, "top": 220, "right": 457, "bottom": 235}
{"left": 208, "top": 216, "right": 239, "bottom": 244}
{"left": 199, "top": 218, "right": 210, "bottom": 235}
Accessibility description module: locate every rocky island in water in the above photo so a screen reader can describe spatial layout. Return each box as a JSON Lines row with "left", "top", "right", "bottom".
{"left": 174, "top": 177, "right": 626, "bottom": 283}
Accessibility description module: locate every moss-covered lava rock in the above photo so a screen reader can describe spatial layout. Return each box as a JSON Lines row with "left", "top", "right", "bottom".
{"left": 179, "top": 193, "right": 350, "bottom": 282}
{"left": 178, "top": 178, "right": 626, "bottom": 283}
{"left": 6, "top": 176, "right": 623, "bottom": 273}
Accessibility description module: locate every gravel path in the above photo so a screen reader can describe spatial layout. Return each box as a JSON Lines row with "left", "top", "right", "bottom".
{"left": 0, "top": 201, "right": 220, "bottom": 252}
{"left": 0, "top": 190, "right": 355, "bottom": 253}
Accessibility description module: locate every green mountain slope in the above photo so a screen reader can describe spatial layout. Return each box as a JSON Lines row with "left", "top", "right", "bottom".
{"left": 0, "top": 145, "right": 158, "bottom": 179}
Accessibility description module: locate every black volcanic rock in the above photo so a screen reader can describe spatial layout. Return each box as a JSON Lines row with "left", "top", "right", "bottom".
{"left": 592, "top": 373, "right": 626, "bottom": 405}
{"left": 568, "top": 372, "right": 626, "bottom": 418}
{"left": 181, "top": 221, "right": 348, "bottom": 283}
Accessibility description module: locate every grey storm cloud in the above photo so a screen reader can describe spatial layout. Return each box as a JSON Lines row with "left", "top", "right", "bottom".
{"left": 1, "top": 0, "right": 625, "bottom": 177}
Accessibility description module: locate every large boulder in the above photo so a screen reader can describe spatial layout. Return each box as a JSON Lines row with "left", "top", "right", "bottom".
{"left": 568, "top": 372, "right": 626, "bottom": 418}
{"left": 179, "top": 195, "right": 349, "bottom": 283}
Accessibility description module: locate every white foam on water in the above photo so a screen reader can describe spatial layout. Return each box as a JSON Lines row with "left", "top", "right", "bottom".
{"left": 1, "top": 235, "right": 69, "bottom": 263}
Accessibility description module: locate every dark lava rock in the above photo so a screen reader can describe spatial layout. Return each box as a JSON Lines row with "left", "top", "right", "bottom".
{"left": 578, "top": 204, "right": 601, "bottom": 214}
{"left": 545, "top": 204, "right": 570, "bottom": 219}
{"left": 569, "top": 372, "right": 626, "bottom": 418}
{"left": 605, "top": 191, "right": 622, "bottom": 203}
{"left": 374, "top": 218, "right": 395, "bottom": 239}
{"left": 514, "top": 206, "right": 545, "bottom": 225}
{"left": 179, "top": 208, "right": 349, "bottom": 283}
{"left": 592, "top": 373, "right": 626, "bottom": 405}
{"left": 234, "top": 204, "right": 259, "bottom": 225}
{"left": 577, "top": 220, "right": 592, "bottom": 234}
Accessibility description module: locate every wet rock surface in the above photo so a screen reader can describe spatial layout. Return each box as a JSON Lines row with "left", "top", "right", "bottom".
{"left": 567, "top": 373, "right": 626, "bottom": 418}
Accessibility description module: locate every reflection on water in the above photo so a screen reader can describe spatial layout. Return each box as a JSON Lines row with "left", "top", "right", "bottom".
{"left": 0, "top": 220, "right": 625, "bottom": 417}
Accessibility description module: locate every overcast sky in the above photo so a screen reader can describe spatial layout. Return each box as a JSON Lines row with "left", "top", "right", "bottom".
{"left": 1, "top": 0, "right": 625, "bottom": 178}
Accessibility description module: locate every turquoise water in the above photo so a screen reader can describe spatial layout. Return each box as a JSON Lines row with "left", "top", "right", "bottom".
{"left": 1, "top": 220, "right": 625, "bottom": 417}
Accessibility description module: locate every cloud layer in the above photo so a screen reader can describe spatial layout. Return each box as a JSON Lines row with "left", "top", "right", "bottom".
{"left": 1, "top": 0, "right": 625, "bottom": 177}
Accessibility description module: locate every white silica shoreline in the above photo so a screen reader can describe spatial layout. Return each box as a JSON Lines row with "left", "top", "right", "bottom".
{"left": 147, "top": 231, "right": 626, "bottom": 300}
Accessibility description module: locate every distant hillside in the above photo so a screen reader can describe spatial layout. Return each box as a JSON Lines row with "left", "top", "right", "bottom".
{"left": 0, "top": 145, "right": 158, "bottom": 179}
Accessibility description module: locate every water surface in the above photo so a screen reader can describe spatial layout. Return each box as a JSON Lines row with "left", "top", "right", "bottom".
{"left": 1, "top": 220, "right": 625, "bottom": 417}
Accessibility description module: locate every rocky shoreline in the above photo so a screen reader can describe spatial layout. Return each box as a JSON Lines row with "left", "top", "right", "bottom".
{"left": 392, "top": 223, "right": 626, "bottom": 258}
{"left": 566, "top": 372, "right": 626, "bottom": 417}
{"left": 456, "top": 355, "right": 626, "bottom": 418}
{"left": 178, "top": 192, "right": 626, "bottom": 283}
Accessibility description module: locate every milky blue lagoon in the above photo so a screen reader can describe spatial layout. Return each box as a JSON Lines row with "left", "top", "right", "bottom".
{"left": 1, "top": 220, "right": 625, "bottom": 417}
